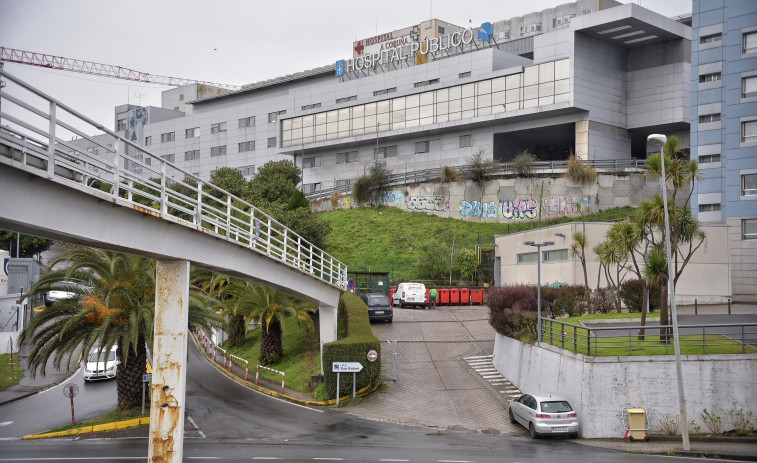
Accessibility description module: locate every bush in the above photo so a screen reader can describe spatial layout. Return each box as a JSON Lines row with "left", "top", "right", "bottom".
{"left": 620, "top": 279, "right": 661, "bottom": 312}
{"left": 549, "top": 285, "right": 587, "bottom": 317}
{"left": 441, "top": 165, "right": 461, "bottom": 183}
{"left": 486, "top": 285, "right": 535, "bottom": 312}
{"left": 565, "top": 155, "right": 598, "bottom": 183}
{"left": 322, "top": 293, "right": 381, "bottom": 399}
{"left": 511, "top": 150, "right": 537, "bottom": 176}
{"left": 592, "top": 288, "right": 615, "bottom": 314}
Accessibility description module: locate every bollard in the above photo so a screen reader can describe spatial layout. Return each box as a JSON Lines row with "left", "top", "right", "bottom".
{"left": 255, "top": 365, "right": 260, "bottom": 385}
{"left": 695, "top": 299, "right": 698, "bottom": 315}
{"left": 392, "top": 340, "right": 397, "bottom": 381}
{"left": 728, "top": 298, "right": 731, "bottom": 315}
{"left": 281, "top": 373, "right": 285, "bottom": 393}
{"left": 245, "top": 362, "right": 249, "bottom": 380}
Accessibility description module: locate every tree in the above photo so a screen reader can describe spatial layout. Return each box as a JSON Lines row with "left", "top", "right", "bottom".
{"left": 249, "top": 160, "right": 301, "bottom": 206}
{"left": 210, "top": 167, "right": 250, "bottom": 201}
{"left": 20, "top": 249, "right": 222, "bottom": 409}
{"left": 0, "top": 231, "right": 53, "bottom": 260}
{"left": 352, "top": 161, "right": 392, "bottom": 207}
{"left": 569, "top": 206, "right": 591, "bottom": 313}
{"left": 456, "top": 248, "right": 478, "bottom": 284}
{"left": 221, "top": 281, "right": 315, "bottom": 365}
{"left": 510, "top": 150, "right": 537, "bottom": 176}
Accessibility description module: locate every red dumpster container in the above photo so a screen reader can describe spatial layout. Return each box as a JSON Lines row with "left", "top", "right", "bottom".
{"left": 425, "top": 288, "right": 431, "bottom": 305}
{"left": 439, "top": 288, "right": 450, "bottom": 305}
{"left": 389, "top": 288, "right": 396, "bottom": 306}
{"left": 450, "top": 288, "right": 460, "bottom": 305}
{"left": 460, "top": 288, "right": 470, "bottom": 305}
{"left": 470, "top": 288, "right": 485, "bottom": 304}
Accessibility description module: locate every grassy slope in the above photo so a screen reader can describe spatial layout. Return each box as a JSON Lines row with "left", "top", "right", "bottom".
{"left": 0, "top": 354, "right": 23, "bottom": 391}
{"left": 321, "top": 205, "right": 636, "bottom": 282}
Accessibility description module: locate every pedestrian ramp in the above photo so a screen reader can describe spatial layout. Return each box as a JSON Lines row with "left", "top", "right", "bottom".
{"left": 463, "top": 354, "right": 522, "bottom": 400}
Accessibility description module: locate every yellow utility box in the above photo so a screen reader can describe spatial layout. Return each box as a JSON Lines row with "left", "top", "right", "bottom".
{"left": 624, "top": 408, "right": 650, "bottom": 441}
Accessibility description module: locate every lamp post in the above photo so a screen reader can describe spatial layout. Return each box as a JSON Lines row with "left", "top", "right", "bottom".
{"left": 647, "top": 133, "right": 689, "bottom": 451}
{"left": 524, "top": 240, "right": 553, "bottom": 343}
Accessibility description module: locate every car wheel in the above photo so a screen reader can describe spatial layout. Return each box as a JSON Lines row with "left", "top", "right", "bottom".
{"left": 509, "top": 408, "right": 516, "bottom": 424}
{"left": 529, "top": 422, "right": 538, "bottom": 439}
{"left": 387, "top": 317, "right": 393, "bottom": 324}
{"left": 569, "top": 433, "right": 578, "bottom": 439}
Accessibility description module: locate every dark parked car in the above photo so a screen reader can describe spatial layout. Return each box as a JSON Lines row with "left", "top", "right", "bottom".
{"left": 360, "top": 293, "right": 393, "bottom": 323}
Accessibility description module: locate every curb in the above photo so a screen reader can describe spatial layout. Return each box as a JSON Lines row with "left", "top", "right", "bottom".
{"left": 0, "top": 365, "right": 81, "bottom": 408}
{"left": 190, "top": 332, "right": 372, "bottom": 406}
{"left": 23, "top": 417, "right": 151, "bottom": 440}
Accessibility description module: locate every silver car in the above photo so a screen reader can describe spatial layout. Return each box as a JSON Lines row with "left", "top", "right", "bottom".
{"left": 509, "top": 392, "right": 579, "bottom": 439}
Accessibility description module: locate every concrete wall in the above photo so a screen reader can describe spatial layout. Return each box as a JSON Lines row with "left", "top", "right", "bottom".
{"left": 0, "top": 295, "right": 26, "bottom": 354}
{"left": 493, "top": 333, "right": 757, "bottom": 438}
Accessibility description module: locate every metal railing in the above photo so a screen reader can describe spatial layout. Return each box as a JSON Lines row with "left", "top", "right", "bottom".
{"left": 0, "top": 69, "right": 347, "bottom": 290}
{"left": 541, "top": 319, "right": 757, "bottom": 356}
{"left": 307, "top": 158, "right": 647, "bottom": 200}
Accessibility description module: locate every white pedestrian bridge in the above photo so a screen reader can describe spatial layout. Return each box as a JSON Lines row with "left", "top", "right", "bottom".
{"left": 0, "top": 69, "right": 346, "bottom": 462}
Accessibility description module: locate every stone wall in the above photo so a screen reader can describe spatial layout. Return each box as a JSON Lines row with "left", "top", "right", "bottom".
{"left": 493, "top": 333, "right": 757, "bottom": 438}
{"left": 312, "top": 173, "right": 664, "bottom": 223}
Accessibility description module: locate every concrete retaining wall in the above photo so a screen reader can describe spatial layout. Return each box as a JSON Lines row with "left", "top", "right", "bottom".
{"left": 492, "top": 333, "right": 757, "bottom": 438}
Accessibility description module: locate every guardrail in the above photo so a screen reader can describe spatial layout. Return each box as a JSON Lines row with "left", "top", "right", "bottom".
{"left": 542, "top": 319, "right": 757, "bottom": 356}
{"left": 0, "top": 69, "right": 347, "bottom": 290}
{"left": 256, "top": 365, "right": 285, "bottom": 393}
{"left": 306, "top": 158, "right": 647, "bottom": 200}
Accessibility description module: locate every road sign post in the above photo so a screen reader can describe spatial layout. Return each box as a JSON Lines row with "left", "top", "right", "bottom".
{"left": 62, "top": 383, "right": 79, "bottom": 424}
{"left": 142, "top": 373, "right": 152, "bottom": 416}
{"left": 332, "top": 362, "right": 363, "bottom": 406}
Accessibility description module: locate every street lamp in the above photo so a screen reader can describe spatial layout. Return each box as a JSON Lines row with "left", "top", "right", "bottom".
{"left": 647, "top": 133, "right": 690, "bottom": 451}
{"left": 524, "top": 240, "right": 554, "bottom": 343}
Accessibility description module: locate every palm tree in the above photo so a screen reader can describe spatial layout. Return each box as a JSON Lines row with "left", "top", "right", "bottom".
{"left": 21, "top": 248, "right": 222, "bottom": 409}
{"left": 642, "top": 246, "right": 668, "bottom": 340}
{"left": 569, "top": 205, "right": 591, "bottom": 313}
{"left": 221, "top": 281, "right": 315, "bottom": 365}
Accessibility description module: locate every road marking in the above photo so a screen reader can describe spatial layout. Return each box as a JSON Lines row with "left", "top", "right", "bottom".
{"left": 438, "top": 460, "right": 472, "bottom": 463}
{"left": 0, "top": 421, "right": 13, "bottom": 427}
{"left": 313, "top": 459, "right": 344, "bottom": 461}
{"left": 186, "top": 414, "right": 205, "bottom": 438}
{"left": 0, "top": 458, "right": 147, "bottom": 461}
{"left": 0, "top": 437, "right": 19, "bottom": 441}
{"left": 378, "top": 460, "right": 410, "bottom": 462}
{"left": 252, "top": 458, "right": 282, "bottom": 460}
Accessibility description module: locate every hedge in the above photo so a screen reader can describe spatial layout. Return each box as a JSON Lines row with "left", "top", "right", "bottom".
{"left": 322, "top": 293, "right": 382, "bottom": 399}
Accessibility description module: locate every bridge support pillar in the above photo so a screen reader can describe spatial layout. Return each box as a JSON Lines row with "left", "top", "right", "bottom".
{"left": 318, "top": 304, "right": 338, "bottom": 375}
{"left": 149, "top": 259, "right": 190, "bottom": 463}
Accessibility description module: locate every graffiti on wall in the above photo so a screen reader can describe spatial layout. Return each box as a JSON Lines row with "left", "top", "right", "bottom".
{"left": 459, "top": 199, "right": 538, "bottom": 220}
{"left": 381, "top": 190, "right": 405, "bottom": 204}
{"left": 407, "top": 195, "right": 449, "bottom": 212}
{"left": 334, "top": 197, "right": 357, "bottom": 210}
{"left": 542, "top": 195, "right": 590, "bottom": 217}
{"left": 460, "top": 200, "right": 498, "bottom": 218}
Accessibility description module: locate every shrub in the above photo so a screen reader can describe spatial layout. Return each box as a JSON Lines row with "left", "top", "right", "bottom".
{"left": 486, "top": 285, "right": 534, "bottom": 312}
{"left": 592, "top": 288, "right": 615, "bottom": 314}
{"left": 620, "top": 279, "right": 661, "bottom": 312}
{"left": 329, "top": 190, "right": 342, "bottom": 210}
{"left": 466, "top": 148, "right": 498, "bottom": 191}
{"left": 351, "top": 161, "right": 392, "bottom": 206}
{"left": 658, "top": 414, "right": 679, "bottom": 435}
{"left": 565, "top": 155, "right": 598, "bottom": 183}
{"left": 322, "top": 293, "right": 381, "bottom": 399}
{"left": 550, "top": 285, "right": 587, "bottom": 317}
{"left": 728, "top": 409, "right": 755, "bottom": 436}
{"left": 701, "top": 409, "right": 723, "bottom": 434}
{"left": 489, "top": 307, "right": 537, "bottom": 340}
{"left": 441, "top": 165, "right": 461, "bottom": 183}
{"left": 511, "top": 150, "right": 537, "bottom": 176}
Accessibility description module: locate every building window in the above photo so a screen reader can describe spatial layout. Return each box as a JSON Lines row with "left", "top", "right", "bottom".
{"left": 520, "top": 23, "right": 542, "bottom": 35}
{"left": 699, "top": 72, "right": 722, "bottom": 83}
{"left": 743, "top": 174, "right": 757, "bottom": 196}
{"left": 335, "top": 179, "right": 352, "bottom": 188}
{"left": 268, "top": 112, "right": 278, "bottom": 123}
{"left": 238, "top": 141, "right": 255, "bottom": 152}
{"left": 699, "top": 113, "right": 721, "bottom": 123}
{"left": 210, "top": 146, "right": 227, "bottom": 157}
{"left": 179, "top": 94, "right": 184, "bottom": 101}
{"left": 459, "top": 134, "right": 472, "bottom": 148}
{"left": 184, "top": 150, "right": 200, "bottom": 161}
{"left": 543, "top": 249, "right": 568, "bottom": 262}
{"left": 303, "top": 183, "right": 321, "bottom": 194}
{"left": 438, "top": 26, "right": 445, "bottom": 35}
{"left": 238, "top": 116, "right": 255, "bottom": 128}
{"left": 698, "top": 203, "right": 721, "bottom": 213}
{"left": 336, "top": 151, "right": 358, "bottom": 164}
{"left": 161, "top": 154, "right": 175, "bottom": 163}
{"left": 336, "top": 96, "right": 357, "bottom": 104}
{"left": 414, "top": 79, "right": 439, "bottom": 88}
{"left": 160, "top": 132, "right": 175, "bottom": 143}
{"left": 742, "top": 219, "right": 757, "bottom": 240}
{"left": 743, "top": 120, "right": 757, "bottom": 143}
{"left": 415, "top": 141, "right": 430, "bottom": 154}
{"left": 743, "top": 76, "right": 757, "bottom": 98}
{"left": 174, "top": 107, "right": 179, "bottom": 111}
{"left": 553, "top": 15, "right": 574, "bottom": 27}
{"left": 185, "top": 127, "right": 200, "bottom": 138}
{"left": 210, "top": 122, "right": 227, "bottom": 134}
{"left": 145, "top": 158, "right": 152, "bottom": 166}
{"left": 743, "top": 31, "right": 757, "bottom": 54}
{"left": 699, "top": 154, "right": 721, "bottom": 164}
{"left": 374, "top": 145, "right": 398, "bottom": 159}
{"left": 144, "top": 136, "right": 151, "bottom": 146}
{"left": 459, "top": 71, "right": 471, "bottom": 78}
{"left": 302, "top": 156, "right": 322, "bottom": 169}
{"left": 373, "top": 88, "right": 396, "bottom": 96}
{"left": 92, "top": 147, "right": 99, "bottom": 155}
{"left": 517, "top": 252, "right": 538, "bottom": 264}
{"left": 267, "top": 137, "right": 277, "bottom": 148}
{"left": 117, "top": 119, "right": 126, "bottom": 131}
{"left": 700, "top": 33, "right": 722, "bottom": 44}
{"left": 498, "top": 31, "right": 510, "bottom": 40}
{"left": 239, "top": 165, "right": 255, "bottom": 177}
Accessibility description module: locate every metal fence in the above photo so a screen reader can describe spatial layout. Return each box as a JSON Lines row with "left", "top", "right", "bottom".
{"left": 0, "top": 69, "right": 347, "bottom": 290}
{"left": 307, "top": 158, "right": 647, "bottom": 200}
{"left": 542, "top": 319, "right": 757, "bottom": 356}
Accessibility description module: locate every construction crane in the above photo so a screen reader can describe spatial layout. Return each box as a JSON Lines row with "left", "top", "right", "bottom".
{"left": 0, "top": 46, "right": 241, "bottom": 91}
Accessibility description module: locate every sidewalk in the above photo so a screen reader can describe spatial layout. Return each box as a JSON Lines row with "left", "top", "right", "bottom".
{"left": 573, "top": 436, "right": 757, "bottom": 460}
{"left": 0, "top": 341, "right": 76, "bottom": 406}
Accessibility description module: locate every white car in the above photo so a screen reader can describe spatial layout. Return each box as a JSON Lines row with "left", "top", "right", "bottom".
{"left": 393, "top": 282, "right": 426, "bottom": 308}
{"left": 83, "top": 346, "right": 119, "bottom": 382}
{"left": 509, "top": 392, "right": 579, "bottom": 439}
{"left": 45, "top": 288, "right": 76, "bottom": 306}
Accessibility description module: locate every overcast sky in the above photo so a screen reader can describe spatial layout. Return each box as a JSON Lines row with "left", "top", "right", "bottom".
{"left": 1, "top": 0, "right": 691, "bottom": 130}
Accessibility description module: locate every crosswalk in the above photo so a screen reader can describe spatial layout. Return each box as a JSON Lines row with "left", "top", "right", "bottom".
{"left": 463, "top": 355, "right": 522, "bottom": 400}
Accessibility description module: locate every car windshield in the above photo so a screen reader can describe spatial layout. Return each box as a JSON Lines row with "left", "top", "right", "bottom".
{"left": 366, "top": 295, "right": 389, "bottom": 305}
{"left": 540, "top": 400, "right": 573, "bottom": 413}
{"left": 88, "top": 350, "right": 116, "bottom": 363}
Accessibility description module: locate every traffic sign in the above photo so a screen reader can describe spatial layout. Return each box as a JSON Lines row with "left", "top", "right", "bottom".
{"left": 62, "top": 383, "right": 78, "bottom": 398}
{"left": 332, "top": 361, "right": 363, "bottom": 373}
{"left": 367, "top": 350, "right": 378, "bottom": 362}
{"left": 347, "top": 279, "right": 355, "bottom": 289}
{"left": 142, "top": 373, "right": 152, "bottom": 383}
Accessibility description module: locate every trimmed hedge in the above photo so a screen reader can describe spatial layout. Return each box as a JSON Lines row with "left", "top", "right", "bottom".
{"left": 322, "top": 293, "right": 381, "bottom": 399}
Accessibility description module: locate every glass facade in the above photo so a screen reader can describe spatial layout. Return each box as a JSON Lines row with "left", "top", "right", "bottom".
{"left": 281, "top": 58, "right": 570, "bottom": 148}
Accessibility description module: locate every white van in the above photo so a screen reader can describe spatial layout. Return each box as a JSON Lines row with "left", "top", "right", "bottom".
{"left": 393, "top": 282, "right": 427, "bottom": 308}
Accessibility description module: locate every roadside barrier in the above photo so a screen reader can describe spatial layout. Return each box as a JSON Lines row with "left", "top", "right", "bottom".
{"left": 229, "top": 354, "right": 249, "bottom": 379}
{"left": 256, "top": 365, "right": 285, "bottom": 393}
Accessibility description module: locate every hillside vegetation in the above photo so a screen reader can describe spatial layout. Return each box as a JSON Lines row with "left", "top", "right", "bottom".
{"left": 321, "top": 205, "right": 636, "bottom": 284}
